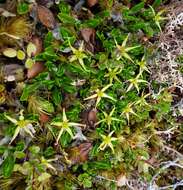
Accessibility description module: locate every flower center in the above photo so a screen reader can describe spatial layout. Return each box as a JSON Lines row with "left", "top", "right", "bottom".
{"left": 62, "top": 121, "right": 69, "bottom": 129}
{"left": 97, "top": 90, "right": 104, "bottom": 97}
{"left": 104, "top": 136, "right": 111, "bottom": 144}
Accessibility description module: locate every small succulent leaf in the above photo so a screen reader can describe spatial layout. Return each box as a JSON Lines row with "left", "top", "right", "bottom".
{"left": 3, "top": 48, "right": 17, "bottom": 58}
{"left": 17, "top": 50, "right": 26, "bottom": 60}
{"left": 25, "top": 58, "right": 35, "bottom": 69}
{"left": 27, "top": 42, "right": 37, "bottom": 57}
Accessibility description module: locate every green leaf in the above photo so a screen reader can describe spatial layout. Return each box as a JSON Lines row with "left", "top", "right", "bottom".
{"left": 152, "top": 0, "right": 162, "bottom": 8}
{"left": 38, "top": 97, "right": 54, "bottom": 114}
{"left": 60, "top": 132, "right": 72, "bottom": 147}
{"left": 44, "top": 31, "right": 53, "bottom": 48}
{"left": 43, "top": 147, "right": 55, "bottom": 158}
{"left": 2, "top": 155, "right": 15, "bottom": 178}
{"left": 83, "top": 18, "right": 101, "bottom": 28}
{"left": 58, "top": 13, "right": 78, "bottom": 25}
{"left": 14, "top": 151, "right": 25, "bottom": 159}
{"left": 15, "top": 141, "right": 25, "bottom": 151}
{"left": 58, "top": 1, "right": 71, "bottom": 14}
{"left": 52, "top": 87, "right": 62, "bottom": 106}
{"left": 60, "top": 27, "right": 76, "bottom": 41}
{"left": 144, "top": 24, "right": 154, "bottom": 37}
{"left": 130, "top": 2, "right": 144, "bottom": 14}
{"left": 17, "top": 3, "right": 29, "bottom": 15}
{"left": 78, "top": 173, "right": 92, "bottom": 188}
{"left": 0, "top": 146, "right": 6, "bottom": 154}
{"left": 83, "top": 179, "right": 92, "bottom": 188}
{"left": 20, "top": 83, "right": 40, "bottom": 101}
{"left": 89, "top": 160, "right": 112, "bottom": 170}
{"left": 41, "top": 47, "right": 58, "bottom": 61}
{"left": 29, "top": 145, "right": 40, "bottom": 154}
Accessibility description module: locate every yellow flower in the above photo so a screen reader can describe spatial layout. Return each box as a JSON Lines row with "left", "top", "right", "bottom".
{"left": 104, "top": 67, "right": 122, "bottom": 84}
{"left": 121, "top": 103, "right": 137, "bottom": 124}
{"left": 137, "top": 56, "right": 150, "bottom": 76}
{"left": 51, "top": 108, "right": 85, "bottom": 143}
{"left": 99, "top": 131, "right": 118, "bottom": 153}
{"left": 5, "top": 110, "right": 36, "bottom": 144}
{"left": 69, "top": 41, "right": 88, "bottom": 71}
{"left": 84, "top": 84, "right": 116, "bottom": 107}
{"left": 115, "top": 34, "right": 140, "bottom": 62}
{"left": 135, "top": 92, "right": 151, "bottom": 107}
{"left": 127, "top": 74, "right": 148, "bottom": 93}
{"left": 149, "top": 6, "right": 167, "bottom": 31}
{"left": 41, "top": 156, "right": 58, "bottom": 172}
{"left": 96, "top": 107, "right": 122, "bottom": 130}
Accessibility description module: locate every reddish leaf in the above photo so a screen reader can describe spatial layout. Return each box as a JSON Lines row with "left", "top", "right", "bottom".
{"left": 27, "top": 62, "right": 45, "bottom": 79}
{"left": 31, "top": 36, "right": 43, "bottom": 56}
{"left": 69, "top": 142, "right": 92, "bottom": 164}
{"left": 39, "top": 112, "right": 50, "bottom": 124}
{"left": 87, "top": 0, "right": 98, "bottom": 7}
{"left": 37, "top": 5, "right": 56, "bottom": 29}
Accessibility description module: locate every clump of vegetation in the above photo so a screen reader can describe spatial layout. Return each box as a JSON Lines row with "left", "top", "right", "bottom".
{"left": 0, "top": 0, "right": 183, "bottom": 190}
{"left": 0, "top": 17, "right": 31, "bottom": 46}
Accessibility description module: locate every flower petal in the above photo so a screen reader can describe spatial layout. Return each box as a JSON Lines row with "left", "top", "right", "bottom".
{"left": 5, "top": 115, "right": 18, "bottom": 124}
{"left": 9, "top": 127, "right": 20, "bottom": 144}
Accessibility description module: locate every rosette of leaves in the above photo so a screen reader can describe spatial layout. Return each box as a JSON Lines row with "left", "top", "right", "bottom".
{"left": 0, "top": 17, "right": 31, "bottom": 47}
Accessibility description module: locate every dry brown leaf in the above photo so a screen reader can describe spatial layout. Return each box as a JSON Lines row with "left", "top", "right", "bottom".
{"left": 37, "top": 5, "right": 56, "bottom": 29}
{"left": 87, "top": 0, "right": 98, "bottom": 7}
{"left": 31, "top": 36, "right": 43, "bottom": 56}
{"left": 81, "top": 28, "right": 95, "bottom": 43}
{"left": 27, "top": 62, "right": 45, "bottom": 79}
{"left": 81, "top": 108, "right": 98, "bottom": 129}
{"left": 87, "top": 108, "right": 98, "bottom": 127}
{"left": 80, "top": 28, "right": 95, "bottom": 53}
{"left": 69, "top": 142, "right": 92, "bottom": 164}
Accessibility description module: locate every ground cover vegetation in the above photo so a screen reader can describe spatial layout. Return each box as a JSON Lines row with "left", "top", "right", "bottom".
{"left": 0, "top": 0, "right": 183, "bottom": 189}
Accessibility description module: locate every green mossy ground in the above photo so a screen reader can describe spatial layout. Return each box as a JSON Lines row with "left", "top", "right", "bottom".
{"left": 0, "top": 0, "right": 183, "bottom": 189}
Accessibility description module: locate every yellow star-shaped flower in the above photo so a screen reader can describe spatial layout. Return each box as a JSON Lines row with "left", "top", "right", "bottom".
{"left": 115, "top": 34, "right": 140, "bottom": 62}
{"left": 149, "top": 5, "right": 167, "bottom": 31}
{"left": 51, "top": 108, "right": 85, "bottom": 143}
{"left": 127, "top": 74, "right": 148, "bottom": 93}
{"left": 84, "top": 84, "right": 116, "bottom": 107}
{"left": 69, "top": 41, "right": 88, "bottom": 71}
{"left": 121, "top": 103, "right": 138, "bottom": 124}
{"left": 104, "top": 67, "right": 122, "bottom": 84}
{"left": 96, "top": 107, "right": 122, "bottom": 130}
{"left": 5, "top": 110, "right": 36, "bottom": 144}
{"left": 99, "top": 131, "right": 118, "bottom": 153}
